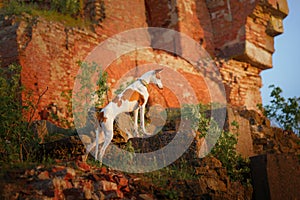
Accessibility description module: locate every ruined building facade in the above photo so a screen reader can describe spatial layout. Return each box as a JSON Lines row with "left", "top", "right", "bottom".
{"left": 0, "top": 0, "right": 289, "bottom": 121}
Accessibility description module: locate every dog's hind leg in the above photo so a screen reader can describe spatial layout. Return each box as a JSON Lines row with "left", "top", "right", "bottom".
{"left": 97, "top": 120, "right": 113, "bottom": 163}
{"left": 95, "top": 124, "right": 106, "bottom": 160}
{"left": 98, "top": 129, "right": 113, "bottom": 163}
{"left": 83, "top": 140, "right": 95, "bottom": 162}
{"left": 84, "top": 125, "right": 104, "bottom": 161}
{"left": 95, "top": 125, "right": 100, "bottom": 160}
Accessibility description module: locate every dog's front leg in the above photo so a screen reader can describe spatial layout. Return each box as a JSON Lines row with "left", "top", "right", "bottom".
{"left": 140, "top": 105, "right": 150, "bottom": 135}
{"left": 133, "top": 108, "right": 139, "bottom": 136}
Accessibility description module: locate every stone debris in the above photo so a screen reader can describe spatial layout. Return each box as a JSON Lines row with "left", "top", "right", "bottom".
{"left": 37, "top": 171, "right": 50, "bottom": 180}
{"left": 1, "top": 107, "right": 298, "bottom": 199}
{"left": 139, "top": 194, "right": 154, "bottom": 200}
{"left": 1, "top": 159, "right": 159, "bottom": 200}
{"left": 0, "top": 156, "right": 254, "bottom": 200}
{"left": 76, "top": 160, "right": 92, "bottom": 172}
{"left": 99, "top": 180, "right": 117, "bottom": 191}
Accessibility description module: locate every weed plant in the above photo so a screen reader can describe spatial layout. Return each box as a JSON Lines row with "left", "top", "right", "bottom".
{"left": 1, "top": 0, "right": 92, "bottom": 28}
{"left": 0, "top": 64, "right": 39, "bottom": 163}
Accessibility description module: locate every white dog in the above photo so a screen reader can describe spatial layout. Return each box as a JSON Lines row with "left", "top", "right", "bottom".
{"left": 86, "top": 69, "right": 164, "bottom": 162}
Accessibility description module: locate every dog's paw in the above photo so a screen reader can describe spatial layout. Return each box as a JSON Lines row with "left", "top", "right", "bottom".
{"left": 141, "top": 130, "right": 153, "bottom": 137}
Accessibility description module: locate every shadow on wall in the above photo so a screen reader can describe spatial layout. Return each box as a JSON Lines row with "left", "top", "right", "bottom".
{"left": 144, "top": 0, "right": 181, "bottom": 56}
{"left": 0, "top": 18, "right": 19, "bottom": 67}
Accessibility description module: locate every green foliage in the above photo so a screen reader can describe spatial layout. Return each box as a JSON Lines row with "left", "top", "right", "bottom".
{"left": 261, "top": 85, "right": 300, "bottom": 134}
{"left": 231, "top": 120, "right": 239, "bottom": 130}
{"left": 75, "top": 61, "right": 108, "bottom": 107}
{"left": 73, "top": 61, "right": 108, "bottom": 127}
{"left": 1, "top": 0, "right": 32, "bottom": 15}
{"left": 94, "top": 67, "right": 109, "bottom": 108}
{"left": 2, "top": 0, "right": 81, "bottom": 16}
{"left": 1, "top": 0, "right": 91, "bottom": 28}
{"left": 193, "top": 105, "right": 251, "bottom": 184}
{"left": 161, "top": 189, "right": 179, "bottom": 200}
{"left": 181, "top": 104, "right": 201, "bottom": 131}
{"left": 51, "top": 0, "right": 81, "bottom": 16}
{"left": 145, "top": 157, "right": 197, "bottom": 185}
{"left": 0, "top": 64, "right": 39, "bottom": 163}
{"left": 110, "top": 141, "right": 139, "bottom": 170}
{"left": 164, "top": 103, "right": 250, "bottom": 184}
{"left": 168, "top": 158, "right": 197, "bottom": 180}
{"left": 210, "top": 130, "right": 250, "bottom": 184}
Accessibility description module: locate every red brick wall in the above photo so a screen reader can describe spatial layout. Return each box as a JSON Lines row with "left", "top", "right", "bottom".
{"left": 0, "top": 0, "right": 289, "bottom": 123}
{"left": 207, "top": 0, "right": 257, "bottom": 51}
{"left": 16, "top": 18, "right": 99, "bottom": 121}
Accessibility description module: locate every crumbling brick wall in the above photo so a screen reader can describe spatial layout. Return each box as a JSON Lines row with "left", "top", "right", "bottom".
{"left": 0, "top": 0, "right": 289, "bottom": 122}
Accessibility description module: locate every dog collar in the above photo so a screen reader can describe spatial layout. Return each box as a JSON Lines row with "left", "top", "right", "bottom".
{"left": 138, "top": 79, "right": 148, "bottom": 87}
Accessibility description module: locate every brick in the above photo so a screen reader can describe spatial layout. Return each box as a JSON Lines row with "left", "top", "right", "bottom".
{"left": 0, "top": 0, "right": 289, "bottom": 126}
{"left": 244, "top": 41, "right": 273, "bottom": 68}
{"left": 266, "top": 16, "right": 284, "bottom": 36}
{"left": 267, "top": 0, "right": 289, "bottom": 17}
{"left": 38, "top": 171, "right": 50, "bottom": 180}
{"left": 100, "top": 180, "right": 118, "bottom": 191}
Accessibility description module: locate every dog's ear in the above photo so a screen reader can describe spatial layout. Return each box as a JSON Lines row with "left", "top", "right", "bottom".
{"left": 155, "top": 68, "right": 163, "bottom": 73}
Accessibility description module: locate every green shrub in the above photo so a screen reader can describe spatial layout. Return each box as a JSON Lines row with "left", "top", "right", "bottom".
{"left": 158, "top": 103, "right": 251, "bottom": 184}
{"left": 1, "top": 0, "right": 91, "bottom": 28}
{"left": 1, "top": 0, "right": 32, "bottom": 15}
{"left": 259, "top": 85, "right": 300, "bottom": 134}
{"left": 75, "top": 61, "right": 108, "bottom": 107}
{"left": 46, "top": 61, "right": 108, "bottom": 128}
{"left": 193, "top": 105, "right": 251, "bottom": 184}
{"left": 72, "top": 61, "right": 108, "bottom": 127}
{"left": 210, "top": 129, "right": 251, "bottom": 184}
{"left": 0, "top": 64, "right": 39, "bottom": 163}
{"left": 51, "top": 0, "right": 81, "bottom": 16}
{"left": 2, "top": 0, "right": 82, "bottom": 16}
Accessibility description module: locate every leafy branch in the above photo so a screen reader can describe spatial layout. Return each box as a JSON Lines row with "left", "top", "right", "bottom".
{"left": 260, "top": 85, "right": 300, "bottom": 134}
{"left": 0, "top": 64, "right": 40, "bottom": 162}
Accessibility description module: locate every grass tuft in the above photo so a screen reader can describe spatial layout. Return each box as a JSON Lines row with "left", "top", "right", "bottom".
{"left": 0, "top": 1, "right": 92, "bottom": 28}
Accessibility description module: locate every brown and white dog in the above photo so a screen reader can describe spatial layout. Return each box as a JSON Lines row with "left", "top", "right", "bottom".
{"left": 86, "top": 69, "right": 164, "bottom": 162}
